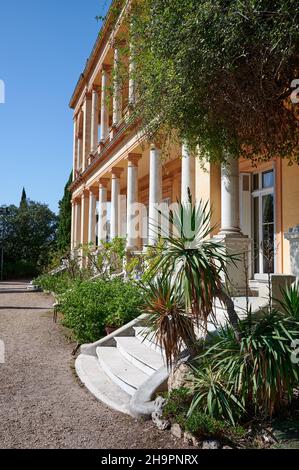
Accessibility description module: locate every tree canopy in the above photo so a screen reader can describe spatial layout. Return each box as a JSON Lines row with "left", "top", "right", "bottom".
{"left": 0, "top": 200, "right": 57, "bottom": 278}
{"left": 127, "top": 0, "right": 299, "bottom": 163}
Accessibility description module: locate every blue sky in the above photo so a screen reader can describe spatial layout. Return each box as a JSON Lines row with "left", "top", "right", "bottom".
{"left": 0, "top": 0, "right": 111, "bottom": 213}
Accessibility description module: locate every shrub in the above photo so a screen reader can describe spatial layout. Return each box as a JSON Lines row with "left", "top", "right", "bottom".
{"left": 33, "top": 271, "right": 81, "bottom": 295}
{"left": 163, "top": 388, "right": 192, "bottom": 420}
{"left": 163, "top": 388, "right": 245, "bottom": 442}
{"left": 190, "top": 292, "right": 299, "bottom": 424}
{"left": 185, "top": 411, "right": 246, "bottom": 440}
{"left": 59, "top": 278, "right": 144, "bottom": 343}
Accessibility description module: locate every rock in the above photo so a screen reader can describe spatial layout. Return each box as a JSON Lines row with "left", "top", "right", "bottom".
{"left": 183, "top": 432, "right": 193, "bottom": 444}
{"left": 151, "top": 396, "right": 170, "bottom": 431}
{"left": 171, "top": 423, "right": 182, "bottom": 439}
{"left": 152, "top": 411, "right": 170, "bottom": 431}
{"left": 262, "top": 433, "right": 276, "bottom": 445}
{"left": 223, "top": 446, "right": 233, "bottom": 449}
{"left": 183, "top": 432, "right": 201, "bottom": 447}
{"left": 192, "top": 436, "right": 201, "bottom": 447}
{"left": 154, "top": 396, "right": 167, "bottom": 413}
{"left": 202, "top": 440, "right": 221, "bottom": 450}
{"left": 168, "top": 363, "right": 194, "bottom": 391}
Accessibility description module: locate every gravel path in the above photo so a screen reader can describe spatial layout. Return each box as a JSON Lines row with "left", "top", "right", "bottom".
{"left": 0, "top": 281, "right": 186, "bottom": 449}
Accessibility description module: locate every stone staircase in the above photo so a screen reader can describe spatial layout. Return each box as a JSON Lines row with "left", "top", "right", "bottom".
{"left": 76, "top": 296, "right": 269, "bottom": 418}
{"left": 75, "top": 318, "right": 166, "bottom": 417}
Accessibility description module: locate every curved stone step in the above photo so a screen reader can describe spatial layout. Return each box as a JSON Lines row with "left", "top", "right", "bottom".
{"left": 96, "top": 346, "right": 149, "bottom": 396}
{"left": 115, "top": 336, "right": 164, "bottom": 375}
{"left": 133, "top": 327, "right": 163, "bottom": 352}
{"left": 75, "top": 354, "right": 131, "bottom": 415}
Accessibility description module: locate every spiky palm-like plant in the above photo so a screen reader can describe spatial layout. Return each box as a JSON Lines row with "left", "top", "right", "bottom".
{"left": 141, "top": 276, "right": 197, "bottom": 367}
{"left": 148, "top": 197, "right": 241, "bottom": 341}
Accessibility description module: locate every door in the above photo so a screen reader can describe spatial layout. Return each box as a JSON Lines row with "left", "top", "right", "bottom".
{"left": 252, "top": 170, "right": 275, "bottom": 275}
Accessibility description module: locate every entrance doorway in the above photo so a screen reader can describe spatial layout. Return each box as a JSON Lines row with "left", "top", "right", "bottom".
{"left": 252, "top": 170, "right": 275, "bottom": 275}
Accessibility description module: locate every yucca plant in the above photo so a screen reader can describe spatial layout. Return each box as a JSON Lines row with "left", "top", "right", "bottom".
{"left": 141, "top": 276, "right": 197, "bottom": 367}
{"left": 191, "top": 303, "right": 299, "bottom": 421}
{"left": 188, "top": 364, "right": 245, "bottom": 425}
{"left": 148, "top": 196, "right": 241, "bottom": 341}
{"left": 277, "top": 283, "right": 299, "bottom": 322}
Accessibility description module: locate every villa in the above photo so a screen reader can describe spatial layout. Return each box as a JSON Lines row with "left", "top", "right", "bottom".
{"left": 69, "top": 1, "right": 299, "bottom": 416}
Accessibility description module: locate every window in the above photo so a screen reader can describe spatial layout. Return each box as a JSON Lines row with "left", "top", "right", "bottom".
{"left": 262, "top": 170, "right": 274, "bottom": 189}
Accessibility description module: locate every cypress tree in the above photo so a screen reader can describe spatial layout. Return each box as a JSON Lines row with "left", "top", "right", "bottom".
{"left": 20, "top": 187, "right": 28, "bottom": 208}
{"left": 57, "top": 172, "right": 72, "bottom": 252}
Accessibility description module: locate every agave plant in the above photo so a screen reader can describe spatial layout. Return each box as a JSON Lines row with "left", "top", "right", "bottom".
{"left": 141, "top": 276, "right": 197, "bottom": 367}
{"left": 148, "top": 197, "right": 241, "bottom": 340}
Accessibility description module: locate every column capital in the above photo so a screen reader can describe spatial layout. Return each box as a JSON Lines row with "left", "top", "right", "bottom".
{"left": 81, "top": 189, "right": 90, "bottom": 199}
{"left": 87, "top": 186, "right": 98, "bottom": 196}
{"left": 126, "top": 153, "right": 142, "bottom": 166}
{"left": 112, "top": 38, "right": 126, "bottom": 49}
{"left": 91, "top": 85, "right": 100, "bottom": 93}
{"left": 98, "top": 178, "right": 110, "bottom": 188}
{"left": 85, "top": 91, "right": 92, "bottom": 100}
{"left": 110, "top": 167, "right": 124, "bottom": 178}
{"left": 101, "top": 63, "right": 112, "bottom": 73}
{"left": 72, "top": 197, "right": 81, "bottom": 205}
{"left": 150, "top": 142, "right": 161, "bottom": 151}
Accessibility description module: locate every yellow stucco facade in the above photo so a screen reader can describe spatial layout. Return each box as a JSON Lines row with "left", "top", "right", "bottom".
{"left": 69, "top": 1, "right": 299, "bottom": 281}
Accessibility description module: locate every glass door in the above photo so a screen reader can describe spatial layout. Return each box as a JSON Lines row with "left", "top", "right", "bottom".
{"left": 252, "top": 170, "right": 275, "bottom": 275}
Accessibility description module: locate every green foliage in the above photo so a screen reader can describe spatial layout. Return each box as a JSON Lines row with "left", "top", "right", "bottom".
{"left": 189, "top": 364, "right": 246, "bottom": 425}
{"left": 1, "top": 200, "right": 57, "bottom": 278}
{"left": 33, "top": 271, "right": 82, "bottom": 295}
{"left": 20, "top": 187, "right": 27, "bottom": 209}
{"left": 144, "top": 199, "right": 238, "bottom": 349}
{"left": 84, "top": 237, "right": 126, "bottom": 277}
{"left": 57, "top": 172, "right": 72, "bottom": 253}
{"left": 277, "top": 283, "right": 299, "bottom": 321}
{"left": 163, "top": 387, "right": 245, "bottom": 441}
{"left": 163, "top": 387, "right": 192, "bottom": 419}
{"left": 141, "top": 276, "right": 197, "bottom": 367}
{"left": 130, "top": 0, "right": 299, "bottom": 162}
{"left": 190, "top": 290, "right": 299, "bottom": 423}
{"left": 60, "top": 278, "right": 144, "bottom": 343}
{"left": 185, "top": 411, "right": 245, "bottom": 441}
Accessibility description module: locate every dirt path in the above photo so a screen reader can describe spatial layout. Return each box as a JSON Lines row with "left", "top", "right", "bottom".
{"left": 0, "top": 281, "right": 185, "bottom": 449}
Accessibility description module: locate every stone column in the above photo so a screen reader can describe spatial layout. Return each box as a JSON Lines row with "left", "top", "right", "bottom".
{"left": 126, "top": 153, "right": 141, "bottom": 251}
{"left": 88, "top": 188, "right": 97, "bottom": 246}
{"left": 71, "top": 201, "right": 75, "bottom": 249}
{"left": 82, "top": 93, "right": 92, "bottom": 171}
{"left": 77, "top": 139, "right": 83, "bottom": 171}
{"left": 74, "top": 200, "right": 81, "bottom": 249}
{"left": 90, "top": 87, "right": 99, "bottom": 152}
{"left": 100, "top": 66, "right": 109, "bottom": 144}
{"left": 181, "top": 143, "right": 195, "bottom": 203}
{"left": 213, "top": 158, "right": 249, "bottom": 295}
{"left": 148, "top": 144, "right": 162, "bottom": 245}
{"left": 112, "top": 47, "right": 122, "bottom": 127}
{"left": 72, "top": 118, "right": 78, "bottom": 181}
{"left": 285, "top": 226, "right": 299, "bottom": 279}
{"left": 80, "top": 190, "right": 89, "bottom": 247}
{"left": 98, "top": 179, "right": 109, "bottom": 244}
{"left": 110, "top": 168, "right": 123, "bottom": 239}
{"left": 220, "top": 159, "right": 241, "bottom": 234}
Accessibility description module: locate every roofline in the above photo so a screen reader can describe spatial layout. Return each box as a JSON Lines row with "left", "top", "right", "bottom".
{"left": 69, "top": 0, "right": 125, "bottom": 110}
